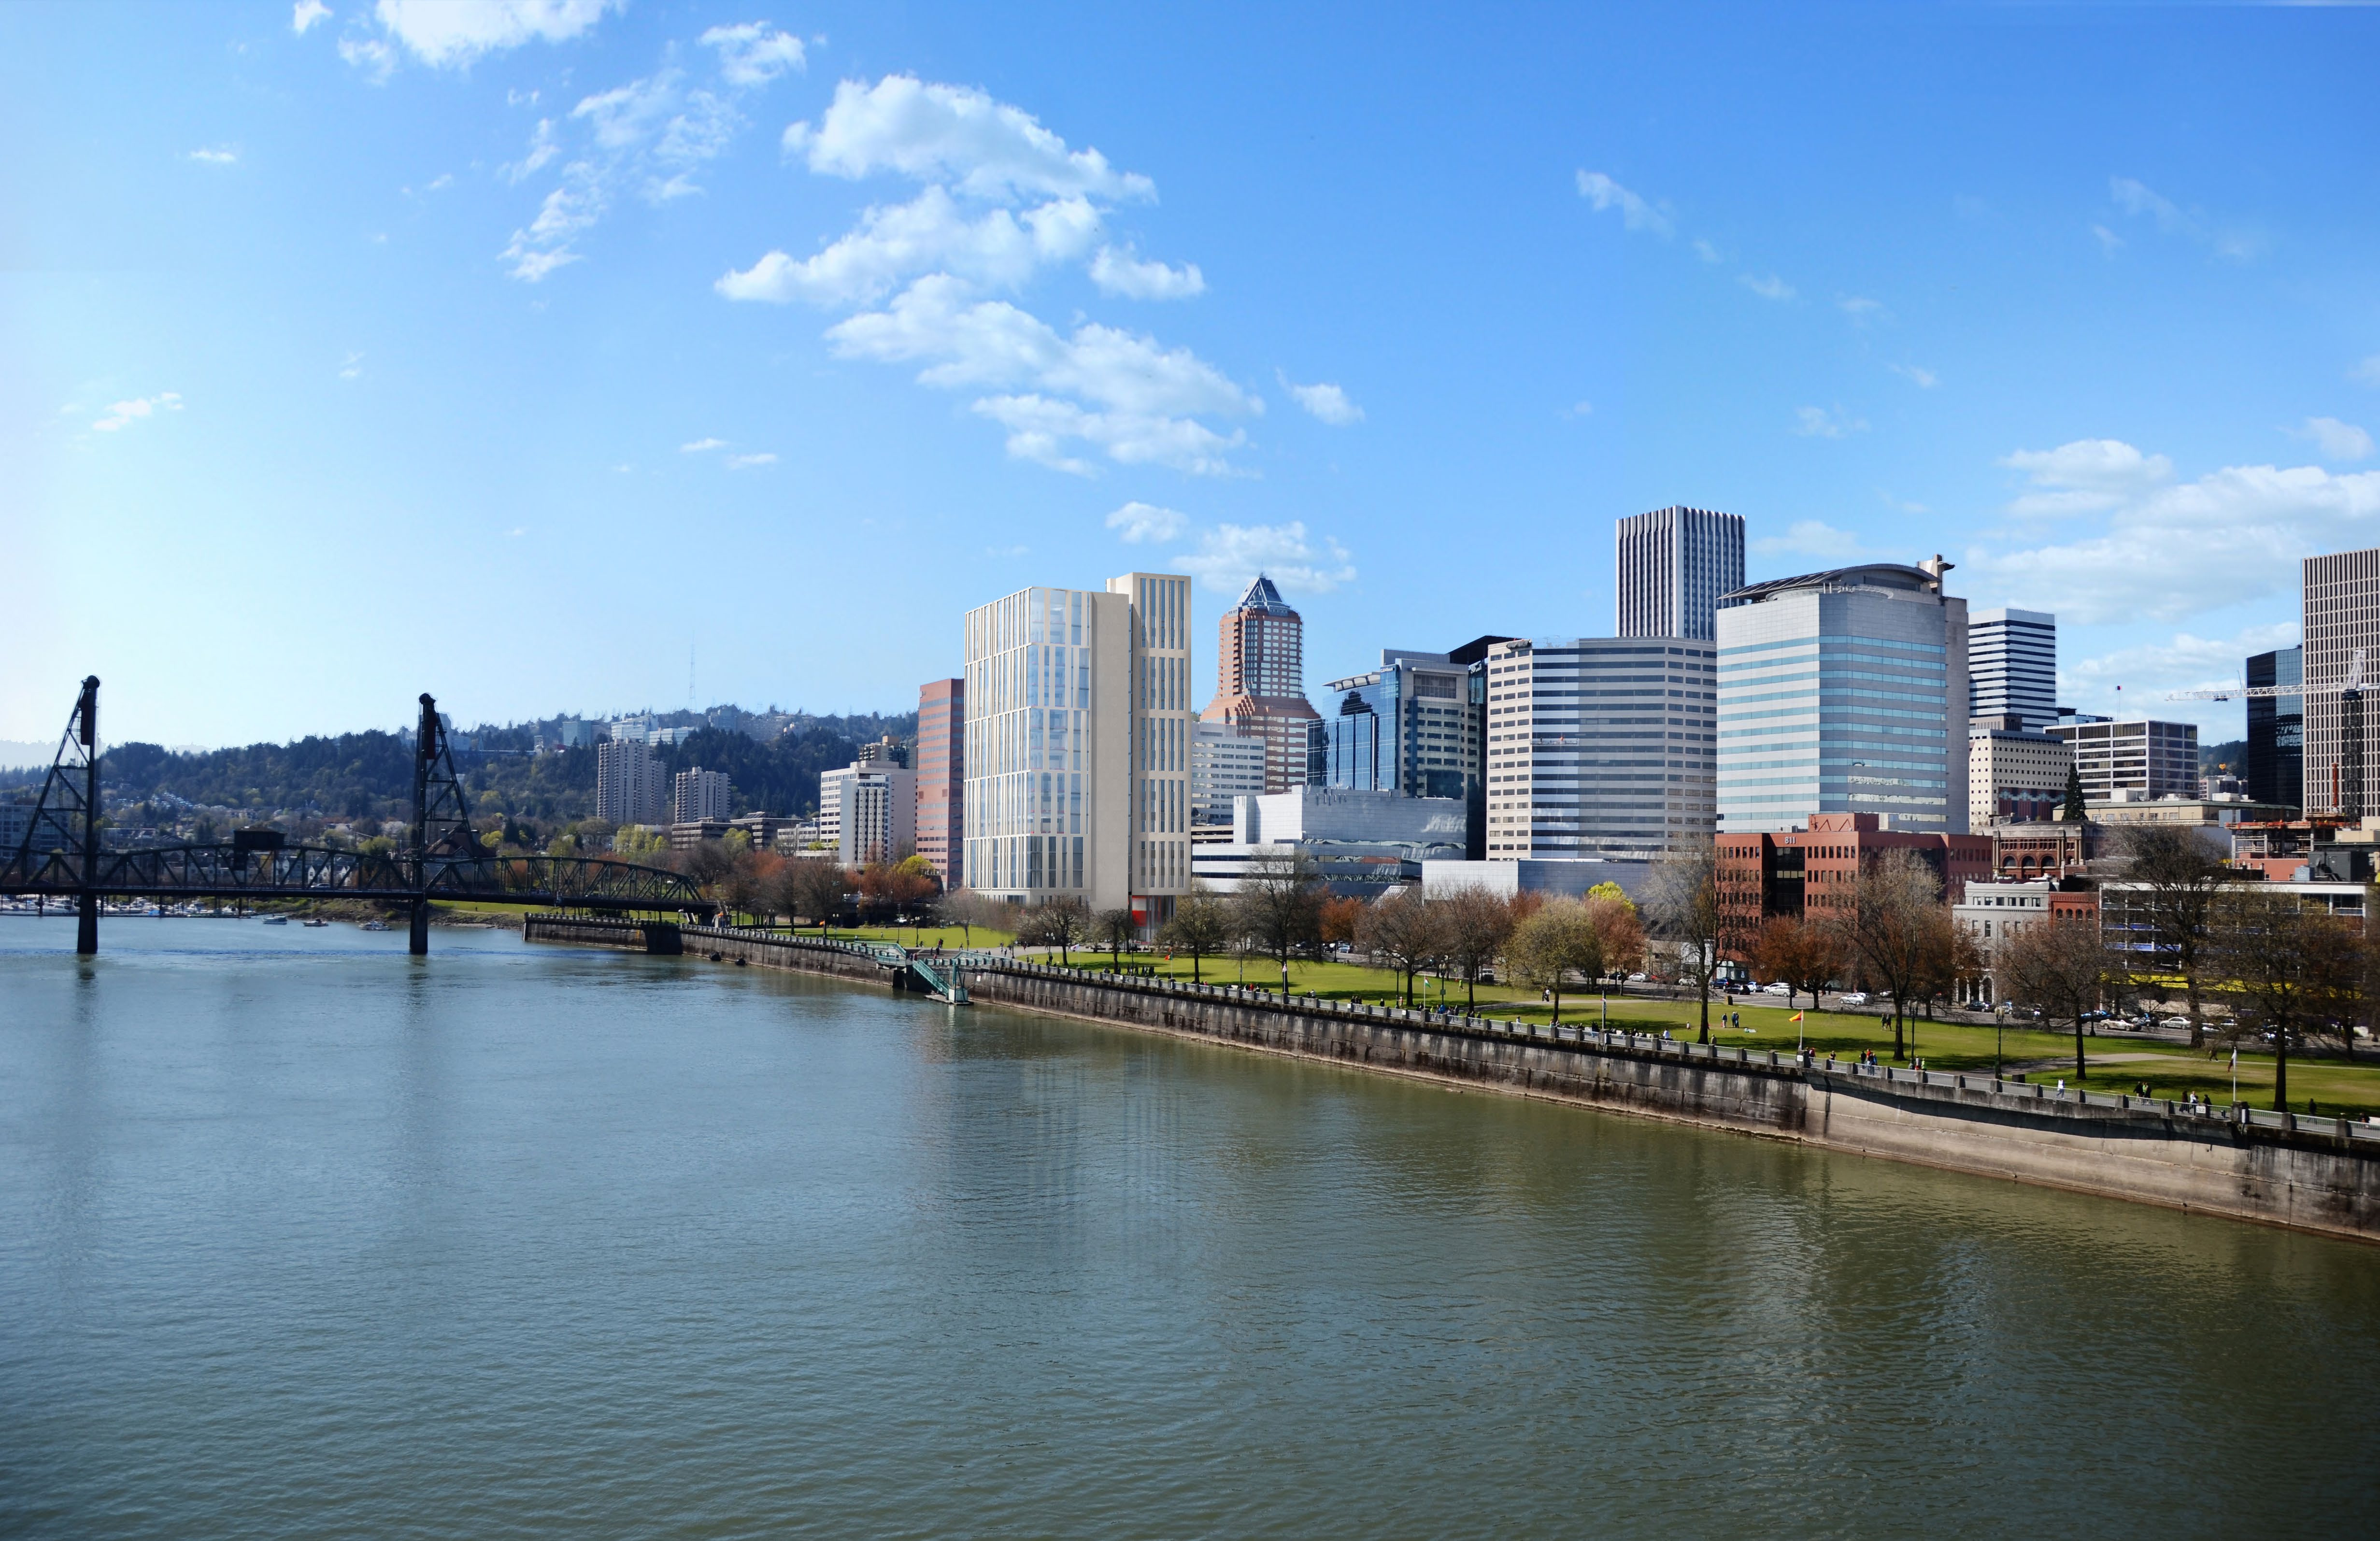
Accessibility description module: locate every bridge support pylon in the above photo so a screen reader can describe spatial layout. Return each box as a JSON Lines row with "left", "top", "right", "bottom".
{"left": 409, "top": 900, "right": 429, "bottom": 956}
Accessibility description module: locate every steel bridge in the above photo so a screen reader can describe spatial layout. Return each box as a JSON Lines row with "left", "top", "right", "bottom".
{"left": 2, "top": 679, "right": 715, "bottom": 955}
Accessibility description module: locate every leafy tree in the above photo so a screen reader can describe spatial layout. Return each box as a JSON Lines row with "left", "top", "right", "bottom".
{"left": 1317, "top": 893, "right": 1365, "bottom": 947}
{"left": 1506, "top": 899, "right": 1603, "bottom": 1024}
{"left": 1824, "top": 848, "right": 1948, "bottom": 1062}
{"left": 613, "top": 824, "right": 670, "bottom": 862}
{"left": 1095, "top": 907, "right": 1138, "bottom": 968}
{"left": 1645, "top": 838, "right": 1725, "bottom": 1043}
{"left": 1357, "top": 886, "right": 1444, "bottom": 1006}
{"left": 1587, "top": 881, "right": 1631, "bottom": 906}
{"left": 1231, "top": 848, "right": 1325, "bottom": 994}
{"left": 1583, "top": 893, "right": 1646, "bottom": 985}
{"left": 2000, "top": 908, "right": 2116, "bottom": 1080}
{"left": 1433, "top": 885, "right": 1515, "bottom": 1012}
{"left": 1752, "top": 916, "right": 1842, "bottom": 1010}
{"left": 1158, "top": 885, "right": 1233, "bottom": 982}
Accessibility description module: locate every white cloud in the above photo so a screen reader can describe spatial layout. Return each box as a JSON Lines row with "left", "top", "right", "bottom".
{"left": 292, "top": 0, "right": 330, "bottom": 34}
{"left": 338, "top": 352, "right": 364, "bottom": 379}
{"left": 2293, "top": 416, "right": 2375, "bottom": 462}
{"left": 370, "top": 0, "right": 619, "bottom": 69}
{"left": 92, "top": 392, "right": 183, "bottom": 432}
{"left": 502, "top": 41, "right": 794, "bottom": 281}
{"left": 680, "top": 437, "right": 727, "bottom": 452}
{"left": 2354, "top": 355, "right": 2380, "bottom": 387}
{"left": 2108, "top": 175, "right": 2265, "bottom": 262}
{"left": 1838, "top": 295, "right": 1883, "bottom": 321}
{"left": 1794, "top": 405, "right": 1866, "bottom": 439}
{"left": 726, "top": 452, "right": 777, "bottom": 469}
{"left": 699, "top": 22, "right": 804, "bottom": 87}
{"left": 1753, "top": 520, "right": 1867, "bottom": 560}
{"left": 1692, "top": 238, "right": 1722, "bottom": 264}
{"left": 1574, "top": 171, "right": 1671, "bottom": 237}
{"left": 337, "top": 35, "right": 394, "bottom": 81}
{"left": 1174, "top": 521, "right": 1355, "bottom": 595}
{"left": 787, "top": 75, "right": 1154, "bottom": 203}
{"left": 1968, "top": 440, "right": 2380, "bottom": 623}
{"left": 814, "top": 275, "right": 1255, "bottom": 475}
{"left": 718, "top": 187, "right": 1099, "bottom": 306}
{"left": 2092, "top": 223, "right": 2124, "bottom": 257}
{"left": 1088, "top": 244, "right": 1204, "bottom": 300}
{"left": 1281, "top": 375, "right": 1363, "bottom": 426}
{"left": 1105, "top": 501, "right": 1187, "bottom": 543}
{"left": 187, "top": 146, "right": 238, "bottom": 165}
{"left": 1565, "top": 400, "right": 1594, "bottom": 418}
{"left": 1888, "top": 363, "right": 1938, "bottom": 389}
{"left": 2062, "top": 623, "right": 2302, "bottom": 716}
{"left": 1739, "top": 272, "right": 1795, "bottom": 301}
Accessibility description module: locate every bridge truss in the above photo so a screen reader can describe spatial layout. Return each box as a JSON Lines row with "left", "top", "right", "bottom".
{"left": 2, "top": 680, "right": 715, "bottom": 955}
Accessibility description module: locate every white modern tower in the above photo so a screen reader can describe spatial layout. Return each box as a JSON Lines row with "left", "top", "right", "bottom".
{"left": 1968, "top": 607, "right": 2057, "bottom": 735}
{"left": 1616, "top": 506, "right": 1745, "bottom": 642}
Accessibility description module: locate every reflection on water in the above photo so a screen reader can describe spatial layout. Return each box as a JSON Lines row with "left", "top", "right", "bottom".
{"left": 1, "top": 918, "right": 2374, "bottom": 1539}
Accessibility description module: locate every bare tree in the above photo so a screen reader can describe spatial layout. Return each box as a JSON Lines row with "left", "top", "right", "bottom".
{"left": 1824, "top": 848, "right": 1946, "bottom": 1062}
{"left": 2210, "top": 888, "right": 2366, "bottom": 1111}
{"left": 2000, "top": 910, "right": 2114, "bottom": 1080}
{"left": 1434, "top": 885, "right": 1515, "bottom": 1012}
{"left": 1094, "top": 906, "right": 1137, "bottom": 969}
{"left": 1157, "top": 884, "right": 1232, "bottom": 982}
{"left": 2112, "top": 825, "right": 2234, "bottom": 1049}
{"left": 1017, "top": 895, "right": 1092, "bottom": 965}
{"left": 1232, "top": 848, "right": 1324, "bottom": 994}
{"left": 1645, "top": 839, "right": 1724, "bottom": 1043}
{"left": 1356, "top": 886, "right": 1444, "bottom": 1006}
{"left": 779, "top": 860, "right": 849, "bottom": 932}
{"left": 1506, "top": 898, "right": 1604, "bottom": 1024}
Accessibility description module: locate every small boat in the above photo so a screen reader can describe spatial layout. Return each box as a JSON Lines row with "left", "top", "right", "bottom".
{"left": 303, "top": 918, "right": 328, "bottom": 928}
{"left": 360, "top": 919, "right": 390, "bottom": 932}
{"left": 260, "top": 914, "right": 288, "bottom": 926}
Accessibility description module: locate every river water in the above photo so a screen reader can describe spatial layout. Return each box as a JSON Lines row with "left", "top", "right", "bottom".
{"left": 2, "top": 919, "right": 2375, "bottom": 1538}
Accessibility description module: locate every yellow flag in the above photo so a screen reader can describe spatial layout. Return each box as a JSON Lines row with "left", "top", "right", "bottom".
{"left": 1790, "top": 1012, "right": 1804, "bottom": 1022}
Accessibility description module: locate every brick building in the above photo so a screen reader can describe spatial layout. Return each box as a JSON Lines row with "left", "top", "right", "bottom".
{"left": 1717, "top": 811, "right": 1992, "bottom": 952}
{"left": 915, "top": 678, "right": 963, "bottom": 879}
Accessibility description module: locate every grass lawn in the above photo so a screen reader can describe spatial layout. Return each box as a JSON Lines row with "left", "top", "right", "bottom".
{"left": 1037, "top": 949, "right": 2380, "bottom": 1117}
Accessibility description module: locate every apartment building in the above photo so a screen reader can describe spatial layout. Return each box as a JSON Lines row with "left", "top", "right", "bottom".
{"left": 672, "top": 767, "right": 731, "bottom": 826}
{"left": 595, "top": 737, "right": 668, "bottom": 827}
{"left": 915, "top": 678, "right": 964, "bottom": 878}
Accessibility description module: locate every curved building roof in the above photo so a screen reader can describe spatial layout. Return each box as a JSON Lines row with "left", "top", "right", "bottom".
{"left": 1719, "top": 562, "right": 1941, "bottom": 608}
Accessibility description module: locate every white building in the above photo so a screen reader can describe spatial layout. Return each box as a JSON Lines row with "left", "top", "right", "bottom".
{"left": 819, "top": 760, "right": 916, "bottom": 866}
{"left": 1616, "top": 505, "right": 1745, "bottom": 642}
{"left": 963, "top": 573, "right": 1192, "bottom": 922}
{"left": 596, "top": 738, "right": 668, "bottom": 827}
{"left": 1953, "top": 879, "right": 2055, "bottom": 1004}
{"left": 1420, "top": 857, "right": 1652, "bottom": 903}
{"left": 2046, "top": 717, "right": 2199, "bottom": 803}
{"left": 1190, "top": 720, "right": 1267, "bottom": 827}
{"left": 1968, "top": 607, "right": 2057, "bottom": 735}
{"left": 1715, "top": 559, "right": 1969, "bottom": 835}
{"left": 673, "top": 767, "right": 731, "bottom": 825}
{"left": 1191, "top": 786, "right": 1465, "bottom": 898}
{"left": 1969, "top": 715, "right": 2072, "bottom": 826}
{"left": 1483, "top": 637, "right": 1717, "bottom": 861}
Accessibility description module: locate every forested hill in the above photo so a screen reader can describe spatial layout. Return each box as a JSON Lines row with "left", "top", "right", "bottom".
{"left": 14, "top": 713, "right": 916, "bottom": 829}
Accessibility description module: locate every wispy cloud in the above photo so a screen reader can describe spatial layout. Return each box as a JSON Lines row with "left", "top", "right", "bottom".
{"left": 360, "top": 0, "right": 621, "bottom": 70}
{"left": 1174, "top": 520, "right": 1355, "bottom": 595}
{"left": 338, "top": 352, "right": 364, "bottom": 380}
{"left": 1888, "top": 363, "right": 1938, "bottom": 389}
{"left": 1279, "top": 374, "right": 1363, "bottom": 426}
{"left": 726, "top": 452, "right": 776, "bottom": 470}
{"left": 2352, "top": 355, "right": 2380, "bottom": 387}
{"left": 1794, "top": 404, "right": 1866, "bottom": 439}
{"left": 1753, "top": 520, "right": 1867, "bottom": 559}
{"left": 680, "top": 437, "right": 727, "bottom": 453}
{"left": 1575, "top": 171, "right": 1673, "bottom": 237}
{"left": 1691, "top": 238, "right": 1723, "bottom": 265}
{"left": 2091, "top": 223, "right": 2124, "bottom": 257}
{"left": 2108, "top": 175, "right": 2266, "bottom": 262}
{"left": 1739, "top": 272, "right": 1795, "bottom": 301}
{"left": 2291, "top": 416, "right": 2374, "bottom": 463}
{"left": 1105, "top": 501, "right": 1187, "bottom": 543}
{"left": 292, "top": 0, "right": 329, "bottom": 35}
{"left": 92, "top": 392, "right": 183, "bottom": 432}
{"left": 187, "top": 146, "right": 238, "bottom": 165}
{"left": 1088, "top": 244, "right": 1204, "bottom": 300}
{"left": 1838, "top": 295, "right": 1884, "bottom": 322}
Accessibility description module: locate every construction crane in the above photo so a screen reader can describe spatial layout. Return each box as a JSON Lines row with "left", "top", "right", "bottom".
{"left": 2163, "top": 648, "right": 2357, "bottom": 702}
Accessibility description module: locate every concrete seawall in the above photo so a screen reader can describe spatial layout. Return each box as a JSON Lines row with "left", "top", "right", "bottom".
{"left": 525, "top": 916, "right": 2380, "bottom": 1243}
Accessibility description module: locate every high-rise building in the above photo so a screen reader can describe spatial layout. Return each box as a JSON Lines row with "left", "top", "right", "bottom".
{"left": 2246, "top": 645, "right": 2303, "bottom": 811}
{"left": 1968, "top": 714, "right": 2072, "bottom": 826}
{"left": 915, "top": 679, "right": 964, "bottom": 878}
{"left": 1616, "top": 506, "right": 1745, "bottom": 642}
{"left": 1968, "top": 607, "right": 2057, "bottom": 735}
{"left": 1482, "top": 637, "right": 1718, "bottom": 860}
{"left": 819, "top": 757, "right": 917, "bottom": 865}
{"left": 963, "top": 574, "right": 1192, "bottom": 923}
{"left": 1715, "top": 559, "right": 1969, "bottom": 834}
{"left": 1199, "top": 574, "right": 1319, "bottom": 794}
{"left": 596, "top": 738, "right": 668, "bottom": 827}
{"left": 2045, "top": 718, "right": 2199, "bottom": 803}
{"left": 2304, "top": 548, "right": 2380, "bottom": 816}
{"left": 672, "top": 767, "right": 731, "bottom": 825}
{"left": 1316, "top": 649, "right": 1483, "bottom": 801}
{"left": 1190, "top": 720, "right": 1266, "bottom": 827}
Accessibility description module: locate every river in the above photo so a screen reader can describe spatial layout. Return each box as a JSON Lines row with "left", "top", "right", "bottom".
{"left": 2, "top": 918, "right": 2374, "bottom": 1537}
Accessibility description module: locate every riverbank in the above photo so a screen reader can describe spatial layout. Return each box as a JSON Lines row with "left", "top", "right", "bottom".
{"left": 526, "top": 916, "right": 2380, "bottom": 1243}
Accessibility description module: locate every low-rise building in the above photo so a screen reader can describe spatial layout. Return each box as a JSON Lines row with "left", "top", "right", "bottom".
{"left": 1190, "top": 720, "right": 1267, "bottom": 828}
{"left": 1954, "top": 877, "right": 2099, "bottom": 1003}
{"left": 1420, "top": 858, "right": 1652, "bottom": 904}
{"left": 2048, "top": 716, "right": 2200, "bottom": 803}
{"left": 2085, "top": 796, "right": 2289, "bottom": 828}
{"left": 1717, "top": 811, "right": 1993, "bottom": 948}
{"left": 1989, "top": 820, "right": 2102, "bottom": 880}
{"left": 1968, "top": 713, "right": 2072, "bottom": 827}
{"left": 1190, "top": 786, "right": 1464, "bottom": 898}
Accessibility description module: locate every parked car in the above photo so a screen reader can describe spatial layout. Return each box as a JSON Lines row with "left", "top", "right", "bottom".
{"left": 1625, "top": 972, "right": 1649, "bottom": 984}
{"left": 1763, "top": 982, "right": 1793, "bottom": 996}
{"left": 1838, "top": 991, "right": 1870, "bottom": 1007}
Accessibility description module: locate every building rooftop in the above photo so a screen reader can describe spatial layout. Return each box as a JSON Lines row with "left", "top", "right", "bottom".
{"left": 1231, "top": 573, "right": 1299, "bottom": 618}
{"left": 1718, "top": 562, "right": 1943, "bottom": 608}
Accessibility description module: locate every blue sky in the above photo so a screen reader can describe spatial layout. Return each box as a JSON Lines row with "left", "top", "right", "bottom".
{"left": 6, "top": 0, "right": 2379, "bottom": 752}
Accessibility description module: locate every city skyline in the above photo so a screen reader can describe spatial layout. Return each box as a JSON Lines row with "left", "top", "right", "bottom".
{"left": 9, "top": 2, "right": 2380, "bottom": 748}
